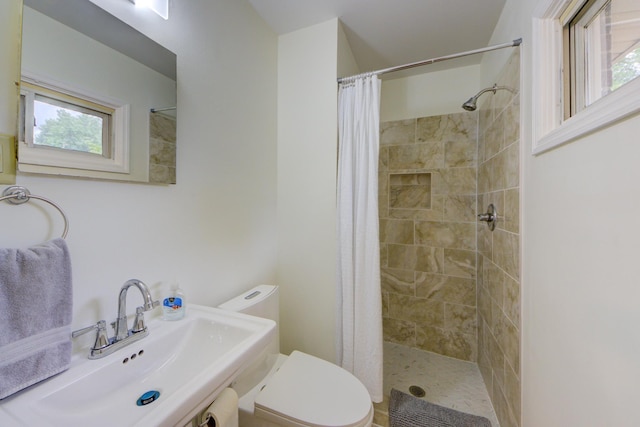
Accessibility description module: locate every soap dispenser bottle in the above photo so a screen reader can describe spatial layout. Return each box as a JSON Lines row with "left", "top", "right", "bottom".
{"left": 162, "top": 283, "right": 185, "bottom": 321}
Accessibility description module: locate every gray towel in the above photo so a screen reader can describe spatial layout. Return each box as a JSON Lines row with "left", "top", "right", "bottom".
{"left": 389, "top": 388, "right": 492, "bottom": 427}
{"left": 0, "top": 238, "right": 73, "bottom": 400}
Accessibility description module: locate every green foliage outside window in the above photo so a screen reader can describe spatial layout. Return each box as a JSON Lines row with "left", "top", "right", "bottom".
{"left": 35, "top": 109, "right": 103, "bottom": 155}
{"left": 612, "top": 47, "right": 640, "bottom": 91}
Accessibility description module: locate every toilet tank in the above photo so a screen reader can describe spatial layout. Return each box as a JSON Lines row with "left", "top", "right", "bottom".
{"left": 218, "top": 284, "right": 280, "bottom": 353}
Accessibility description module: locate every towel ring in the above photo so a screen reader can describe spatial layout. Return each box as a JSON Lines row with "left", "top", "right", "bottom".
{"left": 1, "top": 186, "right": 69, "bottom": 239}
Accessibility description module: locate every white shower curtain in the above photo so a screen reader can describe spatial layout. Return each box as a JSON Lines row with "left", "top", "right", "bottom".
{"left": 336, "top": 75, "right": 383, "bottom": 403}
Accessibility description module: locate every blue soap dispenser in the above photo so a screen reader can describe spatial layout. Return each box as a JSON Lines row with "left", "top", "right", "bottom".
{"left": 162, "top": 282, "right": 185, "bottom": 320}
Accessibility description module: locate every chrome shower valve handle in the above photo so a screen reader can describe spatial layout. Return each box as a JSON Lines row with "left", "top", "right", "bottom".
{"left": 478, "top": 204, "right": 497, "bottom": 231}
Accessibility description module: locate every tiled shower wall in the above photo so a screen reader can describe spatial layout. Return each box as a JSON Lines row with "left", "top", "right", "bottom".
{"left": 379, "top": 112, "right": 479, "bottom": 362}
{"left": 477, "top": 49, "right": 521, "bottom": 427}
{"left": 149, "top": 112, "right": 177, "bottom": 184}
{"left": 379, "top": 48, "right": 521, "bottom": 427}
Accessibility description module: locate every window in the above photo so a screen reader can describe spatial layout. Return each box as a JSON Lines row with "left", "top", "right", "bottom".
{"left": 22, "top": 82, "right": 113, "bottom": 157}
{"left": 532, "top": 0, "right": 640, "bottom": 154}
{"left": 565, "top": 0, "right": 640, "bottom": 116}
{"left": 18, "top": 76, "right": 130, "bottom": 175}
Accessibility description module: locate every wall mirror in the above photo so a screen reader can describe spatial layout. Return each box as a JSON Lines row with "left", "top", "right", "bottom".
{"left": 20, "top": 0, "right": 177, "bottom": 184}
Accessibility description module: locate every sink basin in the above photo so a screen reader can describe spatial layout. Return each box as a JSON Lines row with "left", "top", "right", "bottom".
{"left": 0, "top": 304, "right": 275, "bottom": 426}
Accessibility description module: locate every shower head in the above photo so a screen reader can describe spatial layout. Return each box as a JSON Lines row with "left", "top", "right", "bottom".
{"left": 461, "top": 84, "right": 514, "bottom": 111}
{"left": 462, "top": 97, "right": 479, "bottom": 111}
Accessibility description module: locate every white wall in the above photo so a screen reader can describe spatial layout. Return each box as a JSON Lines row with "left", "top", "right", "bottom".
{"left": 0, "top": 0, "right": 278, "bottom": 352}
{"left": 0, "top": 0, "right": 21, "bottom": 135}
{"left": 485, "top": 0, "right": 640, "bottom": 426}
{"left": 380, "top": 64, "right": 481, "bottom": 122}
{"left": 276, "top": 18, "right": 343, "bottom": 362}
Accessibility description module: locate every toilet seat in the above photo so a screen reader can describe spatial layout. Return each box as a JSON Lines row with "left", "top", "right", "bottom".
{"left": 254, "top": 351, "right": 373, "bottom": 427}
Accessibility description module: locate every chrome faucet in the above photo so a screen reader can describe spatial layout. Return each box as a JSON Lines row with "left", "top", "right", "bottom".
{"left": 114, "top": 279, "right": 159, "bottom": 341}
{"left": 72, "top": 279, "right": 159, "bottom": 359}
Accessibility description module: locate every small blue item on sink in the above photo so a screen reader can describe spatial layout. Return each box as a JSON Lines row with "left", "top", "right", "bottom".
{"left": 136, "top": 390, "right": 160, "bottom": 406}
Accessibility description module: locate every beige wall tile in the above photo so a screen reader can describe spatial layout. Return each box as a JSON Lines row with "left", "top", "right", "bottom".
{"left": 390, "top": 182, "right": 432, "bottom": 209}
{"left": 477, "top": 253, "right": 485, "bottom": 290}
{"left": 415, "top": 246, "right": 445, "bottom": 273}
{"left": 415, "top": 273, "right": 476, "bottom": 306}
{"left": 445, "top": 139, "right": 476, "bottom": 168}
{"left": 380, "top": 243, "right": 388, "bottom": 268}
{"left": 383, "top": 317, "right": 416, "bottom": 346}
{"left": 381, "top": 119, "right": 415, "bottom": 145}
{"left": 505, "top": 363, "right": 521, "bottom": 420}
{"left": 382, "top": 291, "right": 389, "bottom": 317}
{"left": 488, "top": 329, "right": 505, "bottom": 388}
{"left": 436, "top": 168, "right": 477, "bottom": 195}
{"left": 503, "top": 95, "right": 520, "bottom": 149}
{"left": 379, "top": 146, "right": 389, "bottom": 171}
{"left": 379, "top": 172, "right": 390, "bottom": 218}
{"left": 380, "top": 219, "right": 414, "bottom": 244}
{"left": 445, "top": 303, "right": 477, "bottom": 334}
{"left": 478, "top": 287, "right": 493, "bottom": 327}
{"left": 381, "top": 267, "right": 415, "bottom": 295}
{"left": 493, "top": 380, "right": 519, "bottom": 427}
{"left": 502, "top": 317, "right": 520, "bottom": 375}
{"left": 502, "top": 188, "right": 520, "bottom": 233}
{"left": 149, "top": 164, "right": 176, "bottom": 184}
{"left": 484, "top": 118, "right": 504, "bottom": 160}
{"left": 444, "top": 195, "right": 476, "bottom": 222}
{"left": 389, "top": 142, "right": 444, "bottom": 170}
{"left": 478, "top": 344, "right": 493, "bottom": 400}
{"left": 493, "top": 230, "right": 520, "bottom": 280}
{"left": 477, "top": 221, "right": 493, "bottom": 259}
{"left": 478, "top": 96, "right": 493, "bottom": 137}
{"left": 388, "top": 293, "right": 444, "bottom": 327}
{"left": 504, "top": 273, "right": 520, "bottom": 327}
{"left": 150, "top": 113, "right": 176, "bottom": 143}
{"left": 504, "top": 140, "right": 520, "bottom": 189}
{"left": 483, "top": 258, "right": 505, "bottom": 308}
{"left": 149, "top": 139, "right": 176, "bottom": 166}
{"left": 416, "top": 324, "right": 477, "bottom": 361}
{"left": 387, "top": 244, "right": 444, "bottom": 273}
{"left": 417, "top": 112, "right": 477, "bottom": 144}
{"left": 415, "top": 221, "right": 476, "bottom": 250}
{"left": 444, "top": 248, "right": 476, "bottom": 278}
{"left": 387, "top": 244, "right": 415, "bottom": 270}
{"left": 490, "top": 299, "right": 506, "bottom": 344}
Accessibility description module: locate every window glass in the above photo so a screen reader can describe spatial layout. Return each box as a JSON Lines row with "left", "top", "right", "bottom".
{"left": 33, "top": 94, "right": 110, "bottom": 156}
{"left": 569, "top": 0, "right": 640, "bottom": 113}
{"left": 18, "top": 78, "right": 129, "bottom": 176}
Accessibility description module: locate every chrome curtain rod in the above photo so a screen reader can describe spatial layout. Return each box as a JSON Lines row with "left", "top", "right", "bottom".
{"left": 337, "top": 38, "right": 522, "bottom": 84}
{"left": 150, "top": 106, "right": 176, "bottom": 113}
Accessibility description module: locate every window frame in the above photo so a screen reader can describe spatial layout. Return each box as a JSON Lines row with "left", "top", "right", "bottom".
{"left": 532, "top": 0, "right": 640, "bottom": 155}
{"left": 18, "top": 72, "right": 130, "bottom": 174}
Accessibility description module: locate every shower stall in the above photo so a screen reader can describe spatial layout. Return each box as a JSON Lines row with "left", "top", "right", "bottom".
{"left": 374, "top": 48, "right": 521, "bottom": 427}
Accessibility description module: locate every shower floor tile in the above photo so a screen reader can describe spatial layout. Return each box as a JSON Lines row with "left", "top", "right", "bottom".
{"left": 374, "top": 342, "right": 499, "bottom": 427}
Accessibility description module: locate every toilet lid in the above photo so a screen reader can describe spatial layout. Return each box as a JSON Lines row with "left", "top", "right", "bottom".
{"left": 254, "top": 351, "right": 373, "bottom": 427}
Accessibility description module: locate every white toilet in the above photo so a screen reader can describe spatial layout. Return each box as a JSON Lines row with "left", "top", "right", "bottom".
{"left": 218, "top": 285, "right": 374, "bottom": 427}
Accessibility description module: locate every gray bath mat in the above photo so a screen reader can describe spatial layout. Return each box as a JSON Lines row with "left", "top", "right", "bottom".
{"left": 389, "top": 388, "right": 492, "bottom": 427}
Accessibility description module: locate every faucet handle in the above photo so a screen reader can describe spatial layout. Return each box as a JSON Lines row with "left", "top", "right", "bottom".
{"left": 131, "top": 306, "right": 148, "bottom": 333}
{"left": 72, "top": 320, "right": 110, "bottom": 350}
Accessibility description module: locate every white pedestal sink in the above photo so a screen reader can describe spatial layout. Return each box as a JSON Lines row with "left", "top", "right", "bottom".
{"left": 0, "top": 304, "right": 275, "bottom": 426}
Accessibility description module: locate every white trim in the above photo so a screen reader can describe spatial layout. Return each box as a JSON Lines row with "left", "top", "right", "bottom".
{"left": 18, "top": 71, "right": 131, "bottom": 174}
{"left": 532, "top": 0, "right": 640, "bottom": 155}
{"left": 22, "top": 70, "right": 124, "bottom": 111}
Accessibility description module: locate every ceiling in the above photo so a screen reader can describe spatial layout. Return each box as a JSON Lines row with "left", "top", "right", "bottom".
{"left": 248, "top": 0, "right": 508, "bottom": 79}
